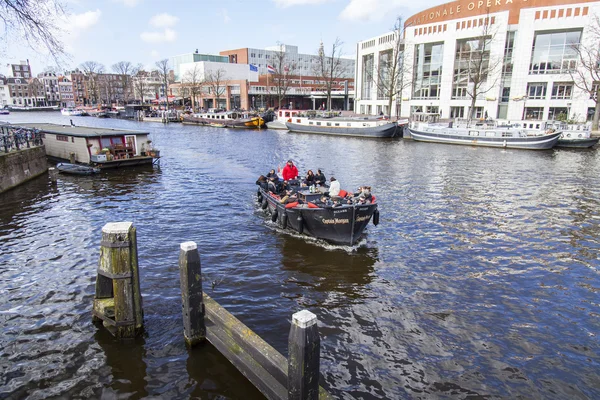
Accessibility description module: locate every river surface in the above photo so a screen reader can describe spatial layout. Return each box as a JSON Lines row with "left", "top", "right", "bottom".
{"left": 1, "top": 112, "right": 599, "bottom": 399}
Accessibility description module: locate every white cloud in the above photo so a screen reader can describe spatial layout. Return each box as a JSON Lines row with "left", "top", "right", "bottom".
{"left": 272, "top": 0, "right": 330, "bottom": 8}
{"left": 72, "top": 9, "right": 102, "bottom": 30}
{"left": 140, "top": 28, "right": 177, "bottom": 43}
{"left": 149, "top": 13, "right": 179, "bottom": 28}
{"left": 150, "top": 50, "right": 160, "bottom": 58}
{"left": 221, "top": 9, "right": 231, "bottom": 23}
{"left": 339, "top": 0, "right": 409, "bottom": 22}
{"left": 114, "top": 0, "right": 143, "bottom": 7}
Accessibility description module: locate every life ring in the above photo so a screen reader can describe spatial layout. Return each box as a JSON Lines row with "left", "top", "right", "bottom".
{"left": 271, "top": 208, "right": 278, "bottom": 222}
{"left": 567, "top": 133, "right": 571, "bottom": 138}
{"left": 261, "top": 198, "right": 268, "bottom": 210}
{"left": 373, "top": 209, "right": 380, "bottom": 226}
{"left": 281, "top": 213, "right": 288, "bottom": 229}
{"left": 297, "top": 214, "right": 304, "bottom": 234}
{"left": 578, "top": 133, "right": 582, "bottom": 138}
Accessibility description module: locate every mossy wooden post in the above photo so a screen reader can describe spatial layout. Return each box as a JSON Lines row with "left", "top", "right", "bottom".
{"left": 93, "top": 222, "right": 144, "bottom": 338}
{"left": 288, "top": 310, "right": 320, "bottom": 400}
{"left": 178, "top": 241, "right": 206, "bottom": 347}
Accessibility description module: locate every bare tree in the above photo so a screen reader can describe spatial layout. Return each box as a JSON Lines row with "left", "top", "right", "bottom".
{"left": 205, "top": 68, "right": 228, "bottom": 109}
{"left": 112, "top": 61, "right": 135, "bottom": 105}
{"left": 154, "top": 59, "right": 173, "bottom": 109}
{"left": 570, "top": 14, "right": 600, "bottom": 130}
{"left": 0, "top": 0, "right": 67, "bottom": 63}
{"left": 455, "top": 15, "right": 501, "bottom": 120}
{"left": 270, "top": 43, "right": 297, "bottom": 109}
{"left": 312, "top": 38, "right": 348, "bottom": 110}
{"left": 366, "top": 16, "right": 413, "bottom": 119}
{"left": 181, "top": 64, "right": 205, "bottom": 111}
{"left": 80, "top": 61, "right": 105, "bottom": 106}
{"left": 132, "top": 64, "right": 148, "bottom": 104}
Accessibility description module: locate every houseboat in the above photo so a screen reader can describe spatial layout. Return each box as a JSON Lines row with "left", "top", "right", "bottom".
{"left": 266, "top": 109, "right": 302, "bottom": 130}
{"left": 61, "top": 107, "right": 84, "bottom": 116}
{"left": 13, "top": 123, "right": 158, "bottom": 169}
{"left": 182, "top": 111, "right": 265, "bottom": 129}
{"left": 285, "top": 113, "right": 403, "bottom": 138}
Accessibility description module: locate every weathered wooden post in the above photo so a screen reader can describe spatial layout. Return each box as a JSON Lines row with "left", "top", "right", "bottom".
{"left": 288, "top": 310, "right": 320, "bottom": 400}
{"left": 92, "top": 222, "right": 144, "bottom": 338}
{"left": 48, "top": 167, "right": 58, "bottom": 184}
{"left": 178, "top": 241, "right": 206, "bottom": 347}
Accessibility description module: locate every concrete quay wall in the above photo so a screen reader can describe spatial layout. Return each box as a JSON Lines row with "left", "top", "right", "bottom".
{"left": 0, "top": 147, "right": 48, "bottom": 194}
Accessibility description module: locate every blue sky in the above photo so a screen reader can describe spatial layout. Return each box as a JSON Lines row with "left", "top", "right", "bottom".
{"left": 2, "top": 0, "right": 441, "bottom": 76}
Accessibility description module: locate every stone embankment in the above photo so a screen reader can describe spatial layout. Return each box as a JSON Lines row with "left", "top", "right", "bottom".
{"left": 0, "top": 146, "right": 48, "bottom": 194}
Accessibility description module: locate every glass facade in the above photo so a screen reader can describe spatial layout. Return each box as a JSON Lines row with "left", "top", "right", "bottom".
{"left": 361, "top": 54, "right": 374, "bottom": 100}
{"left": 377, "top": 50, "right": 392, "bottom": 100}
{"left": 413, "top": 42, "right": 443, "bottom": 99}
{"left": 529, "top": 30, "right": 581, "bottom": 74}
{"left": 452, "top": 37, "right": 491, "bottom": 100}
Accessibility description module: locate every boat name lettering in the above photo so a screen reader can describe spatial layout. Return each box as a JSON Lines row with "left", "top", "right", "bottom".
{"left": 356, "top": 216, "right": 370, "bottom": 222}
{"left": 333, "top": 210, "right": 347, "bottom": 214}
{"left": 322, "top": 218, "right": 350, "bottom": 225}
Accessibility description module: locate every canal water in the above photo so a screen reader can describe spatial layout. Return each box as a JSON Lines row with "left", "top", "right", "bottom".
{"left": 1, "top": 112, "right": 599, "bottom": 399}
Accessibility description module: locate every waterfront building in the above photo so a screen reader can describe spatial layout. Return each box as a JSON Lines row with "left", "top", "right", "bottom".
{"left": 0, "top": 76, "right": 9, "bottom": 107}
{"left": 67, "top": 72, "right": 88, "bottom": 107}
{"left": 132, "top": 70, "right": 167, "bottom": 105}
{"left": 356, "top": 0, "right": 600, "bottom": 121}
{"left": 58, "top": 77, "right": 75, "bottom": 108}
{"left": 11, "top": 60, "right": 32, "bottom": 79}
{"left": 7, "top": 77, "right": 40, "bottom": 106}
{"left": 38, "top": 72, "right": 60, "bottom": 106}
{"left": 172, "top": 50, "right": 229, "bottom": 81}
{"left": 220, "top": 44, "right": 355, "bottom": 110}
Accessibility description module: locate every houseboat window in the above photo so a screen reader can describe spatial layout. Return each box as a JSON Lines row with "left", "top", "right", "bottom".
{"left": 335, "top": 123, "right": 340, "bottom": 126}
{"left": 56, "top": 135, "right": 68, "bottom": 142}
{"left": 316, "top": 122, "right": 321, "bottom": 126}
{"left": 71, "top": 137, "right": 74, "bottom": 142}
{"left": 327, "top": 122, "right": 331, "bottom": 126}
{"left": 347, "top": 123, "right": 351, "bottom": 127}
{"left": 292, "top": 112, "right": 297, "bottom": 117}
{"left": 285, "top": 112, "right": 290, "bottom": 117}
{"left": 296, "top": 119, "right": 301, "bottom": 123}
{"left": 469, "top": 131, "right": 479, "bottom": 136}
{"left": 309, "top": 122, "right": 313, "bottom": 125}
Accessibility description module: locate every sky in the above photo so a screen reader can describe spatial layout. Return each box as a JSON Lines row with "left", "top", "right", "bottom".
{"left": 1, "top": 0, "right": 442, "bottom": 77}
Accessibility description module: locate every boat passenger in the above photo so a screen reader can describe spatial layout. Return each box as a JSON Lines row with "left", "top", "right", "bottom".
{"left": 256, "top": 175, "right": 269, "bottom": 191}
{"left": 266, "top": 169, "right": 278, "bottom": 180}
{"left": 328, "top": 177, "right": 341, "bottom": 198}
{"left": 268, "top": 176, "right": 280, "bottom": 193}
{"left": 304, "top": 170, "right": 316, "bottom": 186}
{"left": 314, "top": 169, "right": 326, "bottom": 186}
{"left": 282, "top": 160, "right": 299, "bottom": 181}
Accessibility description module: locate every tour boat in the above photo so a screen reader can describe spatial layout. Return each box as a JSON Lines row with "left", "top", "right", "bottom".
{"left": 556, "top": 131, "right": 599, "bottom": 148}
{"left": 182, "top": 111, "right": 265, "bottom": 128}
{"left": 61, "top": 107, "right": 84, "bottom": 116}
{"left": 0, "top": 109, "right": 9, "bottom": 115}
{"left": 56, "top": 163, "right": 100, "bottom": 175}
{"left": 256, "top": 180, "right": 379, "bottom": 246}
{"left": 285, "top": 113, "right": 403, "bottom": 138}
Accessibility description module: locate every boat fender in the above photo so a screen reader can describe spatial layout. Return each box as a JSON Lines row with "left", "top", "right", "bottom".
{"left": 297, "top": 215, "right": 304, "bottom": 234}
{"left": 373, "top": 209, "right": 380, "bottom": 226}
{"left": 285, "top": 201, "right": 299, "bottom": 208}
{"left": 257, "top": 190, "right": 263, "bottom": 203}
{"left": 261, "top": 198, "right": 268, "bottom": 210}
{"left": 271, "top": 209, "right": 278, "bottom": 222}
{"left": 281, "top": 213, "right": 288, "bottom": 229}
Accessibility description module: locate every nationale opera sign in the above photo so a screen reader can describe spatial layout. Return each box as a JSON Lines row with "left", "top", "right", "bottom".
{"left": 406, "top": 0, "right": 571, "bottom": 27}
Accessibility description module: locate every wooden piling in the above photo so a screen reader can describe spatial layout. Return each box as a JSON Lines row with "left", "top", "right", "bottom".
{"left": 48, "top": 167, "right": 58, "bottom": 183}
{"left": 92, "top": 222, "right": 144, "bottom": 338}
{"left": 178, "top": 241, "right": 206, "bottom": 347}
{"left": 288, "top": 310, "right": 320, "bottom": 400}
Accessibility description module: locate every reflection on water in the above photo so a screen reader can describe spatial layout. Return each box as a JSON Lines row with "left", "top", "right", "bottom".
{"left": 1, "top": 112, "right": 599, "bottom": 399}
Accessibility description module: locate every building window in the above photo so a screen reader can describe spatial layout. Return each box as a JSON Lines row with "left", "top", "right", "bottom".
{"left": 587, "top": 107, "right": 596, "bottom": 121}
{"left": 412, "top": 42, "right": 443, "bottom": 99}
{"left": 529, "top": 30, "right": 581, "bottom": 74}
{"left": 361, "top": 54, "right": 374, "bottom": 100}
{"left": 450, "top": 107, "right": 464, "bottom": 118}
{"left": 524, "top": 107, "right": 544, "bottom": 120}
{"left": 452, "top": 36, "right": 491, "bottom": 100}
{"left": 548, "top": 107, "right": 568, "bottom": 120}
{"left": 56, "top": 135, "right": 69, "bottom": 141}
{"left": 551, "top": 82, "right": 573, "bottom": 99}
{"left": 527, "top": 83, "right": 547, "bottom": 99}
{"left": 501, "top": 87, "right": 510, "bottom": 102}
{"left": 377, "top": 50, "right": 393, "bottom": 100}
{"left": 502, "top": 31, "right": 515, "bottom": 74}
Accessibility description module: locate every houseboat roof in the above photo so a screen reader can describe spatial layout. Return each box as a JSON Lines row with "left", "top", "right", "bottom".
{"left": 13, "top": 123, "right": 149, "bottom": 138}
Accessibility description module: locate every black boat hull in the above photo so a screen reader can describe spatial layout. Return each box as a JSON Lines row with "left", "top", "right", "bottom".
{"left": 259, "top": 188, "right": 377, "bottom": 245}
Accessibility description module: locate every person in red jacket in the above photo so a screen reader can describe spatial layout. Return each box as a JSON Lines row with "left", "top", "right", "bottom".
{"left": 281, "top": 159, "right": 298, "bottom": 181}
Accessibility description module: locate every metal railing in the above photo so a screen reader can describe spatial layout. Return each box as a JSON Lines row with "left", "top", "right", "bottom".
{"left": 0, "top": 125, "right": 44, "bottom": 153}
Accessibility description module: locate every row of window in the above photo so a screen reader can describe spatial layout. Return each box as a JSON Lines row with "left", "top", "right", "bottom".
{"left": 527, "top": 82, "right": 574, "bottom": 99}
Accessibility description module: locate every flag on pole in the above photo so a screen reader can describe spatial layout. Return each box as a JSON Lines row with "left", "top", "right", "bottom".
{"left": 249, "top": 64, "right": 258, "bottom": 72}
{"left": 267, "top": 65, "right": 276, "bottom": 74}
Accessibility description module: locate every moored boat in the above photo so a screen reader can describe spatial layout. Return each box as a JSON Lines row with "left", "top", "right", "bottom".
{"left": 0, "top": 109, "right": 9, "bottom": 115}
{"left": 556, "top": 131, "right": 599, "bottom": 148}
{"left": 182, "top": 110, "right": 265, "bottom": 128}
{"left": 285, "top": 113, "right": 403, "bottom": 138}
{"left": 61, "top": 107, "right": 84, "bottom": 116}
{"left": 256, "top": 180, "right": 379, "bottom": 246}
{"left": 266, "top": 109, "right": 302, "bottom": 130}
{"left": 56, "top": 163, "right": 100, "bottom": 175}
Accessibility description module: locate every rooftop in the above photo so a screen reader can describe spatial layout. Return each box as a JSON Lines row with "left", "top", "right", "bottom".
{"left": 13, "top": 123, "right": 149, "bottom": 137}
